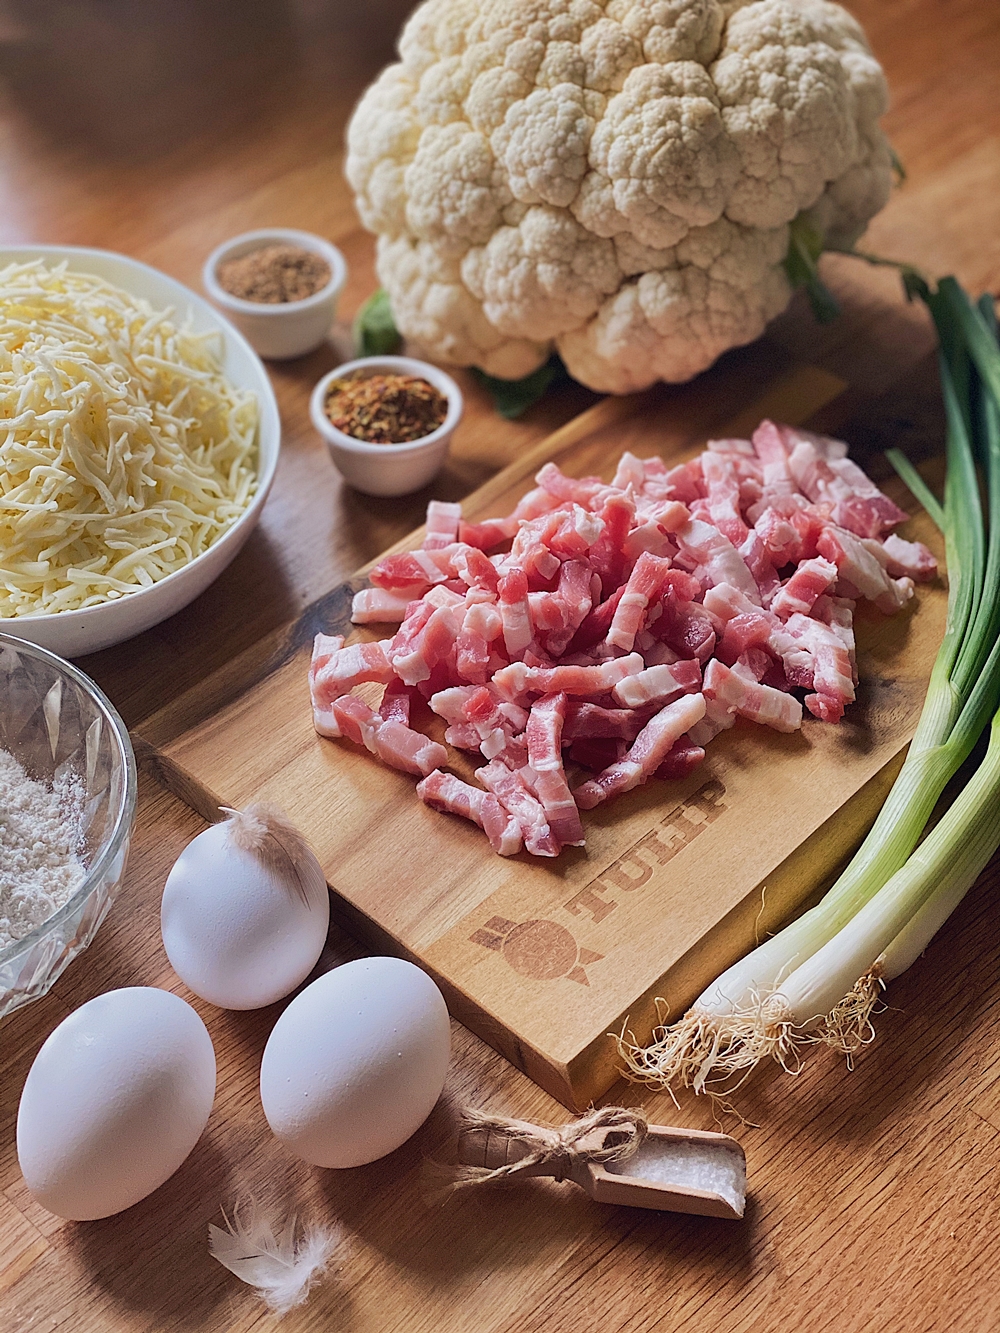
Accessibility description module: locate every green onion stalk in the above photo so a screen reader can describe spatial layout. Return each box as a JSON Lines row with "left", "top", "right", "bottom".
{"left": 620, "top": 279, "right": 1000, "bottom": 1094}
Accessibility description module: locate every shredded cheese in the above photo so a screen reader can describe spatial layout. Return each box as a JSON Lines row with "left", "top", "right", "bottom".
{"left": 0, "top": 260, "right": 259, "bottom": 617}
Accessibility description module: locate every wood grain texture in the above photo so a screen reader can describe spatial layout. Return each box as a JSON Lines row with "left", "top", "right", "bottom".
{"left": 1, "top": 0, "right": 999, "bottom": 1329}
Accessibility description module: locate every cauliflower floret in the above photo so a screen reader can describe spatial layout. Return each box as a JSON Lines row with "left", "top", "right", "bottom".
{"left": 712, "top": 0, "right": 871, "bottom": 228}
{"left": 404, "top": 123, "right": 511, "bottom": 251}
{"left": 462, "top": 205, "right": 621, "bottom": 338}
{"left": 347, "top": 0, "right": 894, "bottom": 393}
{"left": 345, "top": 66, "right": 423, "bottom": 236}
{"left": 558, "top": 215, "right": 790, "bottom": 390}
{"left": 576, "top": 61, "right": 742, "bottom": 247}
{"left": 492, "top": 83, "right": 600, "bottom": 208}
{"left": 608, "top": 0, "right": 726, "bottom": 65}
{"left": 380, "top": 235, "right": 548, "bottom": 378}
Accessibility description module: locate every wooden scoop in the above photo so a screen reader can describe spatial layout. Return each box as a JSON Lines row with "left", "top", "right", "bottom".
{"left": 457, "top": 1119, "right": 746, "bottom": 1220}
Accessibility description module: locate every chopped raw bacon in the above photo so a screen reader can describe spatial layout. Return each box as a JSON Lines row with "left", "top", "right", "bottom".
{"left": 310, "top": 424, "right": 937, "bottom": 857}
{"left": 459, "top": 516, "right": 518, "bottom": 550}
{"left": 379, "top": 678, "right": 413, "bottom": 726}
{"left": 784, "top": 614, "right": 855, "bottom": 715}
{"left": 563, "top": 702, "right": 653, "bottom": 741}
{"left": 654, "top": 739, "right": 706, "bottom": 780}
{"left": 389, "top": 602, "right": 462, "bottom": 685}
{"left": 369, "top": 548, "right": 450, "bottom": 591}
{"left": 608, "top": 552, "right": 672, "bottom": 651}
{"left": 612, "top": 659, "right": 702, "bottom": 708}
{"left": 423, "top": 500, "right": 462, "bottom": 551}
{"left": 674, "top": 518, "right": 760, "bottom": 604}
{"left": 703, "top": 659, "right": 803, "bottom": 733}
{"left": 493, "top": 653, "right": 644, "bottom": 704}
{"left": 770, "top": 557, "right": 839, "bottom": 620}
{"left": 455, "top": 598, "right": 503, "bottom": 684}
{"left": 654, "top": 581, "right": 717, "bottom": 662}
{"left": 816, "top": 525, "right": 915, "bottom": 613}
{"left": 351, "top": 587, "right": 413, "bottom": 624}
{"left": 478, "top": 759, "right": 559, "bottom": 856}
{"left": 589, "top": 491, "right": 634, "bottom": 595}
{"left": 416, "top": 770, "right": 522, "bottom": 855}
{"left": 574, "top": 693, "right": 708, "bottom": 809}
{"left": 310, "top": 638, "right": 394, "bottom": 710}
{"left": 535, "top": 462, "right": 605, "bottom": 508}
{"left": 498, "top": 567, "right": 533, "bottom": 658}
{"left": 373, "top": 720, "right": 449, "bottom": 778}
{"left": 310, "top": 632, "right": 345, "bottom": 675}
{"left": 453, "top": 545, "right": 500, "bottom": 593}
{"left": 322, "top": 692, "right": 448, "bottom": 777}
{"left": 875, "top": 533, "right": 938, "bottom": 582}
{"left": 328, "top": 693, "right": 380, "bottom": 748}
{"left": 612, "top": 451, "right": 647, "bottom": 490}
{"left": 567, "top": 585, "right": 625, "bottom": 653}
{"left": 526, "top": 693, "right": 585, "bottom": 846}
{"left": 702, "top": 450, "right": 748, "bottom": 546}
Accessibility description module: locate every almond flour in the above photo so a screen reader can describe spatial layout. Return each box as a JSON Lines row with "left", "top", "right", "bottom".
{"left": 0, "top": 749, "right": 86, "bottom": 951}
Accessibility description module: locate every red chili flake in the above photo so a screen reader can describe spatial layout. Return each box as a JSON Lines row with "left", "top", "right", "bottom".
{"left": 324, "top": 373, "right": 448, "bottom": 444}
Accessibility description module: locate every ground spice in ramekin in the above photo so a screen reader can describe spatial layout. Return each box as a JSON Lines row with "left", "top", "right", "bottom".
{"left": 324, "top": 373, "right": 449, "bottom": 444}
{"left": 216, "top": 243, "right": 331, "bottom": 303}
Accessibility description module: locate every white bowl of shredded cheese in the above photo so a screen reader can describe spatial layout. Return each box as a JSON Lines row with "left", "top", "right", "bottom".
{"left": 0, "top": 246, "right": 281, "bottom": 658}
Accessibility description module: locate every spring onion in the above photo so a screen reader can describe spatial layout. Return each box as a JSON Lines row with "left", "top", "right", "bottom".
{"left": 620, "top": 278, "right": 1000, "bottom": 1093}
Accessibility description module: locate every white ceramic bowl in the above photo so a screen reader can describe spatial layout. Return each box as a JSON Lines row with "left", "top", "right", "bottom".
{"left": 203, "top": 228, "right": 346, "bottom": 360}
{"left": 0, "top": 245, "right": 281, "bottom": 659}
{"left": 311, "top": 356, "right": 463, "bottom": 497}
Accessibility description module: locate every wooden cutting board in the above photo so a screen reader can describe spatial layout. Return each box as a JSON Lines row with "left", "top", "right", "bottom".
{"left": 136, "top": 364, "right": 946, "bottom": 1109}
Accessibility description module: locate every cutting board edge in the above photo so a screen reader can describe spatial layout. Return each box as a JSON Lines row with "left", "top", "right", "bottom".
{"left": 557, "top": 743, "right": 909, "bottom": 1107}
{"left": 326, "top": 891, "right": 578, "bottom": 1107}
{"left": 323, "top": 736, "right": 906, "bottom": 1112}
{"left": 138, "top": 724, "right": 910, "bottom": 1110}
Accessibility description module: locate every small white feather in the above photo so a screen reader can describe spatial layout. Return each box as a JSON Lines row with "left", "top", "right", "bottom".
{"left": 209, "top": 1201, "right": 340, "bottom": 1315}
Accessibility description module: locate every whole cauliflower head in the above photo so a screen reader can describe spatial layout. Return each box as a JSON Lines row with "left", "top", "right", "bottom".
{"left": 347, "top": 0, "right": 892, "bottom": 393}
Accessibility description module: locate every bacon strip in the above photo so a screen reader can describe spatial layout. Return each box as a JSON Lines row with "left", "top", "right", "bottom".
{"left": 423, "top": 500, "right": 463, "bottom": 551}
{"left": 607, "top": 552, "right": 672, "bottom": 652}
{"left": 478, "top": 759, "right": 559, "bottom": 857}
{"left": 322, "top": 692, "right": 448, "bottom": 776}
{"left": 351, "top": 587, "right": 414, "bottom": 624}
{"left": 498, "top": 567, "right": 532, "bottom": 658}
{"left": 612, "top": 658, "right": 702, "bottom": 708}
{"left": 416, "top": 770, "right": 522, "bottom": 856}
{"left": 493, "top": 653, "right": 644, "bottom": 704}
{"left": 526, "top": 693, "right": 585, "bottom": 847}
{"left": 574, "top": 693, "right": 708, "bottom": 809}
{"left": 703, "top": 659, "right": 803, "bottom": 733}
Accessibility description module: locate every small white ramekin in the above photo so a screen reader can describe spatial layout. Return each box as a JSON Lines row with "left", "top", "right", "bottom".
{"left": 310, "top": 356, "right": 463, "bottom": 497}
{"left": 203, "top": 228, "right": 346, "bottom": 360}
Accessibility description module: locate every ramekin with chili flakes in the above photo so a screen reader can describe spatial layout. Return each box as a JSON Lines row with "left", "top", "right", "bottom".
{"left": 310, "top": 356, "right": 463, "bottom": 497}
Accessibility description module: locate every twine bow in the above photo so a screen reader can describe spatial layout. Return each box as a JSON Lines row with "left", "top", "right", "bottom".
{"left": 430, "top": 1105, "right": 648, "bottom": 1197}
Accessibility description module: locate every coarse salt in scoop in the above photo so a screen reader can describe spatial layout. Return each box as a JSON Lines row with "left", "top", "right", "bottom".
{"left": 445, "top": 1105, "right": 746, "bottom": 1219}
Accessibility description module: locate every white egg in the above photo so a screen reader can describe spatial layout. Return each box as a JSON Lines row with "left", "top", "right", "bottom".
{"left": 17, "top": 987, "right": 216, "bottom": 1220}
{"left": 161, "top": 806, "right": 330, "bottom": 1010}
{"left": 260, "top": 957, "right": 450, "bottom": 1168}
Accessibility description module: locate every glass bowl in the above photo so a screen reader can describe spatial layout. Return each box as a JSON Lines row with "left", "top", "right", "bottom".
{"left": 0, "top": 634, "right": 136, "bottom": 1019}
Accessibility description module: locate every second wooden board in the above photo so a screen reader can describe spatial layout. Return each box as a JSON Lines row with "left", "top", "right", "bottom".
{"left": 139, "top": 365, "right": 945, "bottom": 1108}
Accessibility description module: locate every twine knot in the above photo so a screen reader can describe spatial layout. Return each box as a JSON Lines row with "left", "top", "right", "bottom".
{"left": 432, "top": 1105, "right": 648, "bottom": 1196}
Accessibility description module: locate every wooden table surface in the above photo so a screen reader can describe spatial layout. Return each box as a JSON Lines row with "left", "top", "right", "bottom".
{"left": 2, "top": 2, "right": 999, "bottom": 1330}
